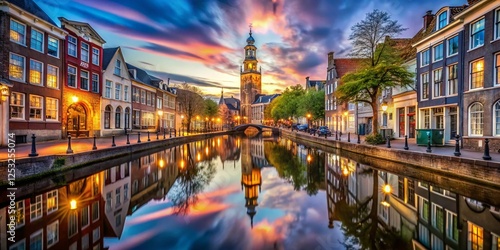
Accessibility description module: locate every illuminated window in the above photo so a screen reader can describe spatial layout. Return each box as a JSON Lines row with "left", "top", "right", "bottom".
{"left": 468, "top": 222, "right": 483, "bottom": 250}
{"left": 46, "top": 189, "right": 58, "bottom": 213}
{"left": 31, "top": 29, "right": 43, "bottom": 52}
{"left": 29, "top": 60, "right": 43, "bottom": 85}
{"left": 47, "top": 65, "right": 58, "bottom": 88}
{"left": 46, "top": 98, "right": 58, "bottom": 121}
{"left": 81, "top": 42, "right": 89, "bottom": 62}
{"left": 30, "top": 195, "right": 43, "bottom": 221}
{"left": 10, "top": 92, "right": 25, "bottom": 119}
{"left": 10, "top": 19, "right": 25, "bottom": 44}
{"left": 471, "top": 18, "right": 485, "bottom": 49}
{"left": 495, "top": 53, "right": 500, "bottom": 86}
{"left": 15, "top": 200, "right": 25, "bottom": 227}
{"left": 9, "top": 53, "right": 25, "bottom": 81}
{"left": 68, "top": 36, "right": 77, "bottom": 57}
{"left": 469, "top": 102, "right": 483, "bottom": 136}
{"left": 470, "top": 59, "right": 484, "bottom": 89}
{"left": 29, "top": 95, "right": 43, "bottom": 120}
{"left": 48, "top": 36, "right": 59, "bottom": 57}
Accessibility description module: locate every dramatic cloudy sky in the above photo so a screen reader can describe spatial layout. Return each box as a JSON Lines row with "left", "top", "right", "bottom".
{"left": 35, "top": 0, "right": 464, "bottom": 98}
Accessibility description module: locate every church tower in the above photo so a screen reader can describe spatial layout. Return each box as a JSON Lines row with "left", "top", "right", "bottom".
{"left": 241, "top": 138, "right": 261, "bottom": 228}
{"left": 240, "top": 25, "right": 262, "bottom": 123}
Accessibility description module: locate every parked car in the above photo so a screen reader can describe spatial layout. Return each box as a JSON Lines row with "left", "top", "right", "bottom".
{"left": 317, "top": 126, "right": 332, "bottom": 136}
{"left": 291, "top": 123, "right": 300, "bottom": 130}
{"left": 297, "top": 124, "right": 308, "bottom": 131}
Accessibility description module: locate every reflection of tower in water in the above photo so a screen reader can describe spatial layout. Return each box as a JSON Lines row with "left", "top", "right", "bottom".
{"left": 241, "top": 138, "right": 262, "bottom": 228}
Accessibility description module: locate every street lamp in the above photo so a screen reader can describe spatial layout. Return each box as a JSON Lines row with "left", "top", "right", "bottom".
{"left": 307, "top": 113, "right": 311, "bottom": 130}
{"left": 381, "top": 102, "right": 388, "bottom": 112}
{"left": 0, "top": 85, "right": 9, "bottom": 102}
{"left": 70, "top": 199, "right": 77, "bottom": 210}
{"left": 71, "top": 96, "right": 79, "bottom": 103}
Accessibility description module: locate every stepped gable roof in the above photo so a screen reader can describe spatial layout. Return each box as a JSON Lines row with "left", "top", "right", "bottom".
{"left": 102, "top": 47, "right": 119, "bottom": 70}
{"left": 7, "top": 0, "right": 57, "bottom": 26}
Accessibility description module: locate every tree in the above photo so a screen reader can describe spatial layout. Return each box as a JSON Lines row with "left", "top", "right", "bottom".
{"left": 270, "top": 84, "right": 305, "bottom": 122}
{"left": 203, "top": 98, "right": 219, "bottom": 129}
{"left": 175, "top": 83, "right": 205, "bottom": 132}
{"left": 298, "top": 89, "right": 325, "bottom": 122}
{"left": 336, "top": 10, "right": 414, "bottom": 135}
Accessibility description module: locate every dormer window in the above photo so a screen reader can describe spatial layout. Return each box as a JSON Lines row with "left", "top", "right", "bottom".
{"left": 437, "top": 11, "right": 448, "bottom": 30}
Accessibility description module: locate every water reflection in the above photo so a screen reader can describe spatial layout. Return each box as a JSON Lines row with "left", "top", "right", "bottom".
{"left": 1, "top": 136, "right": 499, "bottom": 249}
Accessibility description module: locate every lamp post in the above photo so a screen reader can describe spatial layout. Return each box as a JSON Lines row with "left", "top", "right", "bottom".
{"left": 157, "top": 110, "right": 163, "bottom": 133}
{"left": 307, "top": 113, "right": 311, "bottom": 131}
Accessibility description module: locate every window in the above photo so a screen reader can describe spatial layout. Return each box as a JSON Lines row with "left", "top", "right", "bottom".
{"left": 421, "top": 73, "right": 429, "bottom": 100}
{"left": 147, "top": 92, "right": 152, "bottom": 106}
{"left": 494, "top": 101, "right": 500, "bottom": 135}
{"left": 92, "top": 73, "right": 99, "bottom": 93}
{"left": 47, "top": 220, "right": 59, "bottom": 247}
{"left": 69, "top": 211, "right": 78, "bottom": 237}
{"left": 106, "top": 192, "right": 112, "bottom": 212}
{"left": 29, "top": 60, "right": 43, "bottom": 85}
{"left": 92, "top": 201, "right": 99, "bottom": 222}
{"left": 92, "top": 48, "right": 99, "bottom": 65}
{"left": 9, "top": 53, "right": 25, "bottom": 81}
{"left": 496, "top": 9, "right": 500, "bottom": 40}
{"left": 431, "top": 234, "right": 444, "bottom": 250}
{"left": 124, "top": 86, "right": 129, "bottom": 101}
{"left": 47, "top": 65, "right": 58, "bottom": 89}
{"left": 468, "top": 222, "right": 483, "bottom": 250}
{"left": 46, "top": 189, "right": 58, "bottom": 213}
{"left": 80, "top": 70, "right": 89, "bottom": 90}
{"left": 81, "top": 42, "right": 89, "bottom": 62}
{"left": 133, "top": 110, "right": 140, "bottom": 127}
{"left": 31, "top": 29, "right": 43, "bottom": 52}
{"left": 93, "top": 227, "right": 100, "bottom": 243}
{"left": 470, "top": 59, "right": 484, "bottom": 89}
{"left": 104, "top": 105, "right": 111, "bottom": 129}
{"left": 115, "top": 83, "right": 121, "bottom": 100}
{"left": 82, "top": 205, "right": 90, "bottom": 229}
{"left": 446, "top": 211, "right": 459, "bottom": 242}
{"left": 471, "top": 18, "right": 485, "bottom": 49}
{"left": 68, "top": 36, "right": 77, "bottom": 57}
{"left": 9, "top": 239, "right": 26, "bottom": 250}
{"left": 432, "top": 204, "right": 444, "bottom": 233}
{"left": 448, "top": 36, "right": 459, "bottom": 56}
{"left": 433, "top": 44, "right": 443, "bottom": 62}
{"left": 125, "top": 108, "right": 130, "bottom": 129}
{"left": 15, "top": 200, "right": 25, "bottom": 227}
{"left": 48, "top": 36, "right": 59, "bottom": 57}
{"left": 493, "top": 234, "right": 499, "bottom": 250}
{"left": 116, "top": 187, "right": 121, "bottom": 207}
{"left": 30, "top": 230, "right": 43, "bottom": 250}
{"left": 29, "top": 95, "right": 43, "bottom": 120}
{"left": 68, "top": 66, "right": 77, "bottom": 87}
{"left": 114, "top": 59, "right": 121, "bottom": 76}
{"left": 433, "top": 69, "right": 443, "bottom": 97}
{"left": 10, "top": 92, "right": 25, "bottom": 119}
{"left": 116, "top": 214, "right": 122, "bottom": 227}
{"left": 419, "top": 196, "right": 429, "bottom": 221}
{"left": 132, "top": 87, "right": 139, "bottom": 102}
{"left": 447, "top": 64, "right": 458, "bottom": 95}
{"left": 421, "top": 49, "right": 430, "bottom": 66}
{"left": 469, "top": 102, "right": 483, "bottom": 136}
{"left": 30, "top": 195, "right": 43, "bottom": 221}
{"left": 10, "top": 19, "right": 25, "bottom": 44}
{"left": 419, "top": 224, "right": 430, "bottom": 248}
{"left": 141, "top": 90, "right": 146, "bottom": 104}
{"left": 124, "top": 183, "right": 129, "bottom": 201}
{"left": 438, "top": 11, "right": 447, "bottom": 29}
{"left": 115, "top": 107, "right": 122, "bottom": 128}
{"left": 82, "top": 234, "right": 89, "bottom": 250}
{"left": 496, "top": 53, "right": 500, "bottom": 86}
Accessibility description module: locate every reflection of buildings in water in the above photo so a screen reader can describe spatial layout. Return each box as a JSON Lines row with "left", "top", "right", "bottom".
{"left": 103, "top": 162, "right": 131, "bottom": 239}
{"left": 215, "top": 135, "right": 241, "bottom": 168}
{"left": 1, "top": 173, "right": 105, "bottom": 250}
{"left": 325, "top": 153, "right": 347, "bottom": 228}
{"left": 241, "top": 155, "right": 262, "bottom": 228}
{"left": 250, "top": 137, "right": 272, "bottom": 168}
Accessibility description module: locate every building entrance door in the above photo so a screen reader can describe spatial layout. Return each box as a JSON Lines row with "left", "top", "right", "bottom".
{"left": 67, "top": 103, "right": 88, "bottom": 137}
{"left": 408, "top": 106, "right": 416, "bottom": 138}
{"left": 398, "top": 108, "right": 405, "bottom": 137}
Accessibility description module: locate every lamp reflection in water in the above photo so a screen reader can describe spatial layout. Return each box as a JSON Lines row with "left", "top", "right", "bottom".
{"left": 381, "top": 183, "right": 392, "bottom": 207}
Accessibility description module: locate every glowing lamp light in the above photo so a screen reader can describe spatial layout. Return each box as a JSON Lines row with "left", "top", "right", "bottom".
{"left": 181, "top": 115, "right": 184, "bottom": 119}
{"left": 342, "top": 168, "right": 349, "bottom": 176}
{"left": 197, "top": 153, "right": 201, "bottom": 161}
{"left": 343, "top": 111, "right": 348, "bottom": 116}
{"left": 307, "top": 155, "right": 312, "bottom": 162}
{"left": 179, "top": 160, "right": 185, "bottom": 169}
{"left": 307, "top": 113, "right": 311, "bottom": 118}
{"left": 70, "top": 199, "right": 77, "bottom": 210}
{"left": 381, "top": 102, "right": 388, "bottom": 112}
{"left": 381, "top": 201, "right": 391, "bottom": 207}
{"left": 383, "top": 184, "right": 392, "bottom": 194}
{"left": 71, "top": 96, "right": 79, "bottom": 103}
{"left": 157, "top": 110, "right": 163, "bottom": 116}
{"left": 159, "top": 159, "right": 165, "bottom": 168}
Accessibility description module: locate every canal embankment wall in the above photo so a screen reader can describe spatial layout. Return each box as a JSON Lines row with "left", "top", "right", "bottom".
{"left": 280, "top": 129, "right": 500, "bottom": 189}
{"left": 0, "top": 131, "right": 235, "bottom": 185}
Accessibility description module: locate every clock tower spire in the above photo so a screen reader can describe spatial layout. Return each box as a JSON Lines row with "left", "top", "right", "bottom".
{"left": 240, "top": 24, "right": 262, "bottom": 123}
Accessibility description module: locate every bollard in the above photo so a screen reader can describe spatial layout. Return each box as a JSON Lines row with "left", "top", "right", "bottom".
{"left": 111, "top": 135, "right": 116, "bottom": 147}
{"left": 137, "top": 132, "right": 142, "bottom": 143}
{"left": 453, "top": 134, "right": 460, "bottom": 156}
{"left": 325, "top": 132, "right": 327, "bottom": 139}
{"left": 156, "top": 131, "right": 159, "bottom": 140}
{"left": 335, "top": 131, "right": 338, "bottom": 140}
{"left": 404, "top": 135, "right": 409, "bottom": 150}
{"left": 483, "top": 138, "right": 492, "bottom": 160}
{"left": 147, "top": 131, "right": 151, "bottom": 142}
{"left": 163, "top": 129, "right": 166, "bottom": 139}
{"left": 66, "top": 135, "right": 74, "bottom": 154}
{"left": 357, "top": 134, "right": 360, "bottom": 144}
{"left": 92, "top": 136, "right": 97, "bottom": 150}
{"left": 339, "top": 132, "right": 342, "bottom": 141}
{"left": 170, "top": 129, "right": 173, "bottom": 138}
{"left": 28, "top": 134, "right": 38, "bottom": 157}
{"left": 386, "top": 136, "right": 391, "bottom": 148}
{"left": 126, "top": 133, "right": 130, "bottom": 145}
{"left": 347, "top": 132, "right": 350, "bottom": 142}
{"left": 426, "top": 134, "right": 432, "bottom": 153}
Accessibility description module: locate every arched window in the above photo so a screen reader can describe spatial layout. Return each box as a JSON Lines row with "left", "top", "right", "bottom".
{"left": 469, "top": 102, "right": 483, "bottom": 136}
{"left": 494, "top": 101, "right": 500, "bottom": 135}
{"left": 104, "top": 105, "right": 112, "bottom": 129}
{"left": 115, "top": 107, "right": 122, "bottom": 129}
{"left": 125, "top": 107, "right": 130, "bottom": 129}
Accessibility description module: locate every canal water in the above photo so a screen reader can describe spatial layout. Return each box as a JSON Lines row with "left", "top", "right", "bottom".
{"left": 1, "top": 135, "right": 500, "bottom": 250}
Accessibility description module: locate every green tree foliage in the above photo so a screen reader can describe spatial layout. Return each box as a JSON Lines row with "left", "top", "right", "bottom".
{"left": 203, "top": 98, "right": 219, "bottom": 118}
{"left": 269, "top": 84, "right": 306, "bottom": 121}
{"left": 336, "top": 10, "right": 414, "bottom": 135}
{"left": 298, "top": 89, "right": 325, "bottom": 121}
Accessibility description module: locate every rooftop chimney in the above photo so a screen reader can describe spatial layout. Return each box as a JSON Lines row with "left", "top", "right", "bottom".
{"left": 328, "top": 51, "right": 335, "bottom": 68}
{"left": 423, "top": 10, "right": 434, "bottom": 29}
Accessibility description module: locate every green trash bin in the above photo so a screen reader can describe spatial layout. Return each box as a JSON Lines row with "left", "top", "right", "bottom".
{"left": 416, "top": 129, "right": 444, "bottom": 146}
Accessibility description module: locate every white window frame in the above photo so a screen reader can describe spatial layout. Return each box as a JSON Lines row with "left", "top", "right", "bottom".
{"left": 114, "top": 59, "right": 121, "bottom": 76}
{"left": 494, "top": 101, "right": 500, "bottom": 136}
{"left": 447, "top": 64, "right": 458, "bottom": 96}
{"left": 447, "top": 35, "right": 459, "bottom": 57}
{"left": 124, "top": 86, "right": 129, "bottom": 101}
{"left": 437, "top": 11, "right": 448, "bottom": 30}
{"left": 15, "top": 200, "right": 25, "bottom": 228}
{"left": 105, "top": 80, "right": 112, "bottom": 99}
{"left": 47, "top": 65, "right": 59, "bottom": 89}
{"left": 92, "top": 47, "right": 99, "bottom": 65}
{"left": 9, "top": 53, "right": 25, "bottom": 82}
{"left": 469, "top": 102, "right": 484, "bottom": 136}
{"left": 30, "top": 229, "right": 43, "bottom": 250}
{"left": 30, "top": 194, "right": 43, "bottom": 221}
{"left": 431, "top": 203, "right": 444, "bottom": 233}
{"left": 495, "top": 8, "right": 500, "bottom": 40}
{"left": 29, "top": 95, "right": 43, "bottom": 121}
{"left": 9, "top": 238, "right": 26, "bottom": 250}
{"left": 47, "top": 36, "right": 59, "bottom": 58}
{"left": 68, "top": 211, "right": 78, "bottom": 238}
{"left": 10, "top": 92, "right": 25, "bottom": 120}
{"left": 80, "top": 70, "right": 89, "bottom": 91}
{"left": 433, "top": 68, "right": 443, "bottom": 98}
{"left": 470, "top": 18, "right": 485, "bottom": 50}
{"left": 82, "top": 205, "right": 90, "bottom": 229}
{"left": 92, "top": 201, "right": 99, "bottom": 222}
{"left": 421, "top": 49, "right": 430, "bottom": 67}
{"left": 446, "top": 210, "right": 459, "bottom": 242}
{"left": 115, "top": 83, "right": 121, "bottom": 100}
{"left": 470, "top": 58, "right": 484, "bottom": 90}
{"left": 68, "top": 65, "right": 77, "bottom": 88}
{"left": 47, "top": 220, "right": 59, "bottom": 247}
{"left": 46, "top": 97, "right": 59, "bottom": 121}
{"left": 10, "top": 18, "right": 26, "bottom": 45}
{"left": 419, "top": 196, "right": 429, "bottom": 222}
{"left": 29, "top": 59, "right": 43, "bottom": 86}
{"left": 46, "top": 189, "right": 58, "bottom": 214}
{"left": 68, "top": 35, "right": 77, "bottom": 57}
{"left": 81, "top": 42, "right": 89, "bottom": 62}
{"left": 421, "top": 72, "right": 429, "bottom": 100}
{"left": 30, "top": 28, "right": 44, "bottom": 53}
{"left": 91, "top": 73, "right": 99, "bottom": 93}
{"left": 433, "top": 43, "right": 443, "bottom": 62}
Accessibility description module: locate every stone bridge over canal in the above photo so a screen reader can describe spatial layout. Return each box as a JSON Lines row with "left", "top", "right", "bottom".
{"left": 233, "top": 124, "right": 280, "bottom": 135}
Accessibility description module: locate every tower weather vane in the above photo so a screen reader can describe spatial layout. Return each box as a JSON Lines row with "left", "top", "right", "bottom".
{"left": 249, "top": 23, "right": 252, "bottom": 35}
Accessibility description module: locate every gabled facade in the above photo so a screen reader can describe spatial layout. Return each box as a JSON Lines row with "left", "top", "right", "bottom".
{"left": 305, "top": 76, "right": 325, "bottom": 91}
{"left": 126, "top": 63, "right": 158, "bottom": 132}
{"left": 101, "top": 47, "right": 132, "bottom": 136}
{"left": 0, "top": 0, "right": 66, "bottom": 145}
{"left": 250, "top": 93, "right": 280, "bottom": 125}
{"left": 59, "top": 17, "right": 105, "bottom": 138}
{"left": 219, "top": 89, "right": 240, "bottom": 127}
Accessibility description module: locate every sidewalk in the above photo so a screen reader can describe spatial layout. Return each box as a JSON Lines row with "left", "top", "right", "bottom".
{"left": 293, "top": 130, "right": 500, "bottom": 162}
